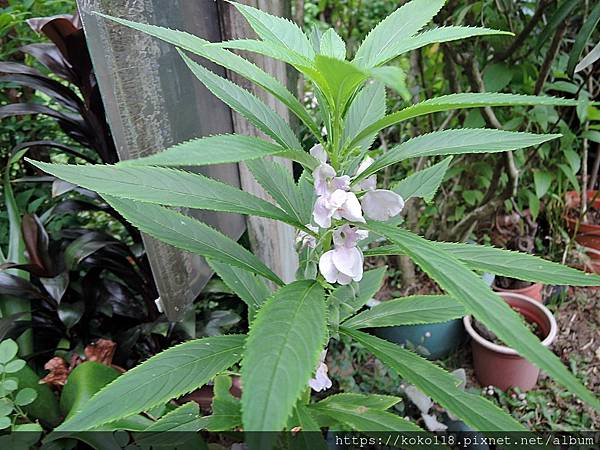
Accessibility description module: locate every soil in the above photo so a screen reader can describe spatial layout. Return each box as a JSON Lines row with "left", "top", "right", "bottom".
{"left": 472, "top": 310, "right": 545, "bottom": 345}
{"left": 494, "top": 275, "right": 534, "bottom": 290}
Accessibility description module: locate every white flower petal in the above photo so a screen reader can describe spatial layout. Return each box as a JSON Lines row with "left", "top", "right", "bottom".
{"left": 313, "top": 163, "right": 336, "bottom": 196}
{"left": 308, "top": 362, "right": 332, "bottom": 392}
{"left": 309, "top": 143, "right": 328, "bottom": 163}
{"left": 332, "top": 246, "right": 363, "bottom": 279}
{"left": 333, "top": 224, "right": 369, "bottom": 248}
{"left": 338, "top": 192, "right": 365, "bottom": 223}
{"left": 356, "top": 156, "right": 374, "bottom": 175}
{"left": 318, "top": 250, "right": 338, "bottom": 283}
{"left": 313, "top": 196, "right": 334, "bottom": 228}
{"left": 361, "top": 189, "right": 405, "bottom": 221}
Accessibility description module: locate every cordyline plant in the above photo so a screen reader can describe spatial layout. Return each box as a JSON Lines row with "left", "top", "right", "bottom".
{"left": 31, "top": 0, "right": 599, "bottom": 446}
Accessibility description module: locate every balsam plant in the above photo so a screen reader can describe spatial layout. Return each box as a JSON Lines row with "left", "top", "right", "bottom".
{"left": 31, "top": 0, "right": 600, "bottom": 446}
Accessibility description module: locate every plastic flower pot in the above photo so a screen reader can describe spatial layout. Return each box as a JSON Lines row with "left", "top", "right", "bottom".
{"left": 493, "top": 280, "right": 544, "bottom": 303}
{"left": 372, "top": 319, "right": 465, "bottom": 360}
{"left": 565, "top": 191, "right": 600, "bottom": 271}
{"left": 463, "top": 292, "right": 557, "bottom": 391}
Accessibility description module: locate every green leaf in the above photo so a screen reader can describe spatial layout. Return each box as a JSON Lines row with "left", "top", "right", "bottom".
{"left": 204, "top": 375, "right": 241, "bottom": 432}
{"left": 392, "top": 156, "right": 452, "bottom": 202}
{"left": 311, "top": 398, "right": 424, "bottom": 435}
{"left": 2, "top": 379, "right": 17, "bottom": 392}
{"left": 230, "top": 2, "right": 314, "bottom": 59}
{"left": 313, "top": 55, "right": 369, "bottom": 112}
{"left": 559, "top": 163, "right": 580, "bottom": 192}
{"left": 342, "top": 327, "right": 527, "bottom": 431}
{"left": 94, "top": 13, "right": 320, "bottom": 139}
{"left": 14, "top": 388, "right": 37, "bottom": 406}
{"left": 121, "top": 135, "right": 285, "bottom": 167}
{"left": 105, "top": 196, "right": 283, "bottom": 285}
{"left": 179, "top": 50, "right": 302, "bottom": 151}
{"left": 567, "top": 1, "right": 600, "bottom": 76}
{"left": 533, "top": 170, "right": 553, "bottom": 198}
{"left": 241, "top": 281, "right": 326, "bottom": 436}
{"left": 28, "top": 160, "right": 298, "bottom": 228}
{"left": 0, "top": 417, "right": 10, "bottom": 430}
{"left": 365, "top": 223, "right": 600, "bottom": 411}
{"left": 366, "top": 241, "right": 600, "bottom": 287}
{"left": 245, "top": 158, "right": 309, "bottom": 224}
{"left": 343, "top": 81, "right": 386, "bottom": 153}
{"left": 332, "top": 267, "right": 387, "bottom": 322}
{"left": 56, "top": 335, "right": 245, "bottom": 431}
{"left": 313, "top": 393, "right": 401, "bottom": 411}
{"left": 207, "top": 259, "right": 272, "bottom": 321}
{"left": 390, "top": 26, "right": 512, "bottom": 57}
{"left": 349, "top": 93, "right": 576, "bottom": 149}
{"left": 354, "top": 0, "right": 445, "bottom": 68}
{"left": 483, "top": 63, "right": 513, "bottom": 92}
{"left": 0, "top": 399, "right": 13, "bottom": 417}
{"left": 3, "top": 359, "right": 25, "bottom": 374}
{"left": 0, "top": 340, "right": 18, "bottom": 364}
{"left": 354, "top": 129, "right": 561, "bottom": 183}
{"left": 370, "top": 66, "right": 410, "bottom": 99}
{"left": 342, "top": 295, "right": 466, "bottom": 329}
{"left": 288, "top": 405, "right": 328, "bottom": 450}
{"left": 319, "top": 28, "right": 346, "bottom": 60}
{"left": 135, "top": 403, "right": 207, "bottom": 449}
{"left": 583, "top": 130, "right": 600, "bottom": 144}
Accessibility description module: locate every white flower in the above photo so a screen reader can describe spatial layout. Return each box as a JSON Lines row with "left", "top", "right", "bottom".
{"left": 313, "top": 163, "right": 350, "bottom": 196}
{"left": 309, "top": 143, "right": 328, "bottom": 163}
{"left": 296, "top": 224, "right": 319, "bottom": 249}
{"left": 352, "top": 156, "right": 377, "bottom": 192}
{"left": 312, "top": 189, "right": 365, "bottom": 228}
{"left": 318, "top": 225, "right": 367, "bottom": 285}
{"left": 361, "top": 189, "right": 405, "bottom": 221}
{"left": 309, "top": 350, "right": 332, "bottom": 392}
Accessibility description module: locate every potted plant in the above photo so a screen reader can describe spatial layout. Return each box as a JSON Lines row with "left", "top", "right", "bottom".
{"left": 464, "top": 292, "right": 558, "bottom": 391}
{"left": 492, "top": 276, "right": 544, "bottom": 303}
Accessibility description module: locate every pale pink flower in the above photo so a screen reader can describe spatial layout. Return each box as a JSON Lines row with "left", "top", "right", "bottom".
{"left": 319, "top": 247, "right": 363, "bottom": 285}
{"left": 309, "top": 350, "right": 332, "bottom": 392}
{"left": 312, "top": 189, "right": 365, "bottom": 228}
{"left": 309, "top": 143, "right": 328, "bottom": 163}
{"left": 361, "top": 189, "right": 405, "bottom": 221}
{"left": 333, "top": 223, "right": 369, "bottom": 248}
{"left": 313, "top": 163, "right": 350, "bottom": 196}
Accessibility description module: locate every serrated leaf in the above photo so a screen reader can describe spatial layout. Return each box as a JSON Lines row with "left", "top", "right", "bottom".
{"left": 392, "top": 156, "right": 452, "bottom": 202}
{"left": 288, "top": 404, "right": 328, "bottom": 450}
{"left": 313, "top": 55, "right": 368, "bottom": 112}
{"left": 311, "top": 399, "right": 424, "bottom": 436}
{"left": 332, "top": 267, "right": 387, "bottom": 322}
{"left": 343, "top": 81, "right": 386, "bottom": 153}
{"left": 28, "top": 160, "right": 298, "bottom": 228}
{"left": 179, "top": 51, "right": 302, "bottom": 151}
{"left": 390, "top": 26, "right": 512, "bottom": 57}
{"left": 0, "top": 340, "right": 18, "bottom": 364}
{"left": 342, "top": 295, "right": 466, "bottom": 329}
{"left": 230, "top": 2, "right": 314, "bottom": 59}
{"left": 205, "top": 375, "right": 241, "bottom": 432}
{"left": 105, "top": 196, "right": 283, "bottom": 286}
{"left": 370, "top": 66, "right": 410, "bottom": 100}
{"left": 134, "top": 403, "right": 207, "bottom": 448}
{"left": 56, "top": 335, "right": 245, "bottom": 431}
{"left": 342, "top": 327, "right": 527, "bottom": 432}
{"left": 207, "top": 259, "right": 272, "bottom": 315}
{"left": 354, "top": 129, "right": 561, "bottom": 182}
{"left": 319, "top": 28, "right": 346, "bottom": 60}
{"left": 121, "top": 135, "right": 285, "bottom": 167}
{"left": 245, "top": 158, "right": 308, "bottom": 224}
{"left": 241, "top": 281, "right": 326, "bottom": 439}
{"left": 365, "top": 223, "right": 600, "bottom": 411}
{"left": 95, "top": 13, "right": 320, "bottom": 139}
{"left": 314, "top": 393, "right": 401, "bottom": 411}
{"left": 354, "top": 0, "right": 445, "bottom": 68}
{"left": 349, "top": 93, "right": 576, "bottom": 149}
{"left": 366, "top": 241, "right": 600, "bottom": 287}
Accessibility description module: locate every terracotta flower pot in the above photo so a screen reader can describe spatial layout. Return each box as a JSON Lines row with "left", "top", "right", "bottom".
{"left": 493, "top": 281, "right": 544, "bottom": 303}
{"left": 463, "top": 292, "right": 557, "bottom": 391}
{"left": 565, "top": 191, "right": 600, "bottom": 263}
